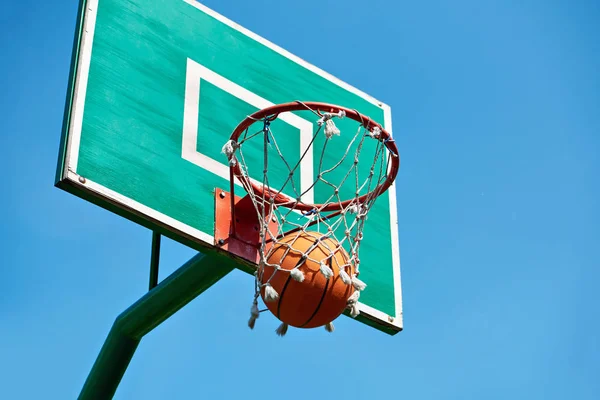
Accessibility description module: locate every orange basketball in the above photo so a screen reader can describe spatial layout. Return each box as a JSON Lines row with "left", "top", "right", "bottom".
{"left": 259, "top": 231, "right": 356, "bottom": 328}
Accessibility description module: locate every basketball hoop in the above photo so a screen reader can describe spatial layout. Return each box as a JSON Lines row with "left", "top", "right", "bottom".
{"left": 215, "top": 101, "right": 400, "bottom": 335}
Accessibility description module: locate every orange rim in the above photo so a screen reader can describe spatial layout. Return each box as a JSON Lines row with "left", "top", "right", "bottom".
{"left": 229, "top": 101, "right": 400, "bottom": 212}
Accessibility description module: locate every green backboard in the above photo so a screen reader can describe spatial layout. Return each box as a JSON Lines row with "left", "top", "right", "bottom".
{"left": 56, "top": 0, "right": 403, "bottom": 333}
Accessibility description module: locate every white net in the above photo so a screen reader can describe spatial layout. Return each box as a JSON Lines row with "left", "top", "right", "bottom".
{"left": 221, "top": 101, "right": 398, "bottom": 332}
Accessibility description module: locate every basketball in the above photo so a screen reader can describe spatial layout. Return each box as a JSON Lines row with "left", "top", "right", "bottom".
{"left": 258, "top": 231, "right": 356, "bottom": 329}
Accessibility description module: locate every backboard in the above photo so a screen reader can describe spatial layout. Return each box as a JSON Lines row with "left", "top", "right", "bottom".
{"left": 56, "top": 0, "right": 403, "bottom": 333}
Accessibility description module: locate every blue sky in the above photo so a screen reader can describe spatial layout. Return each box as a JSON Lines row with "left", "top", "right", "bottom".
{"left": 1, "top": 0, "right": 598, "bottom": 399}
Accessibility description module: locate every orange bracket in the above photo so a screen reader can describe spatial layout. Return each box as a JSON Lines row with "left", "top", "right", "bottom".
{"left": 214, "top": 188, "right": 278, "bottom": 265}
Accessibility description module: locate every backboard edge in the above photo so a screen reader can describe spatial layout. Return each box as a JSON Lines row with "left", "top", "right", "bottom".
{"left": 55, "top": 0, "right": 88, "bottom": 185}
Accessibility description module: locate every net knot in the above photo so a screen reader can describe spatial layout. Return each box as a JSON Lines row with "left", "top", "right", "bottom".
{"left": 320, "top": 262, "right": 334, "bottom": 279}
{"left": 263, "top": 284, "right": 279, "bottom": 302}
{"left": 275, "top": 322, "right": 289, "bottom": 337}
{"left": 247, "top": 298, "right": 260, "bottom": 329}
{"left": 325, "top": 322, "right": 335, "bottom": 333}
{"left": 348, "top": 204, "right": 368, "bottom": 220}
{"left": 347, "top": 290, "right": 360, "bottom": 305}
{"left": 290, "top": 268, "right": 305, "bottom": 282}
{"left": 339, "top": 267, "right": 352, "bottom": 285}
{"left": 317, "top": 110, "right": 345, "bottom": 139}
{"left": 347, "top": 204, "right": 360, "bottom": 214}
{"left": 221, "top": 140, "right": 239, "bottom": 166}
{"left": 351, "top": 275, "right": 367, "bottom": 291}
{"left": 346, "top": 204, "right": 368, "bottom": 221}
{"left": 369, "top": 126, "right": 382, "bottom": 139}
{"left": 324, "top": 119, "right": 340, "bottom": 138}
{"left": 347, "top": 290, "right": 361, "bottom": 318}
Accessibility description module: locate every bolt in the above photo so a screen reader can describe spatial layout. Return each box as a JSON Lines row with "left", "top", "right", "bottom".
{"left": 388, "top": 316, "right": 394, "bottom": 323}
{"left": 218, "top": 239, "right": 225, "bottom": 246}
{"left": 219, "top": 191, "right": 226, "bottom": 199}
{"left": 78, "top": 176, "right": 86, "bottom": 184}
{"left": 271, "top": 216, "right": 277, "bottom": 223}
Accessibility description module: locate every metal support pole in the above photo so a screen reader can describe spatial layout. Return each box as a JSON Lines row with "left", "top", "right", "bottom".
{"left": 78, "top": 251, "right": 235, "bottom": 399}
{"left": 149, "top": 232, "right": 161, "bottom": 290}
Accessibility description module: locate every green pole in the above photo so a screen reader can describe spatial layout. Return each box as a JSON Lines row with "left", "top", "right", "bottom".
{"left": 78, "top": 251, "right": 235, "bottom": 399}
{"left": 149, "top": 232, "right": 161, "bottom": 290}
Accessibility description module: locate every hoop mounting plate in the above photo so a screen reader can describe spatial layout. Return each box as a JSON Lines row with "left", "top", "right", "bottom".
{"left": 214, "top": 188, "right": 278, "bottom": 265}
